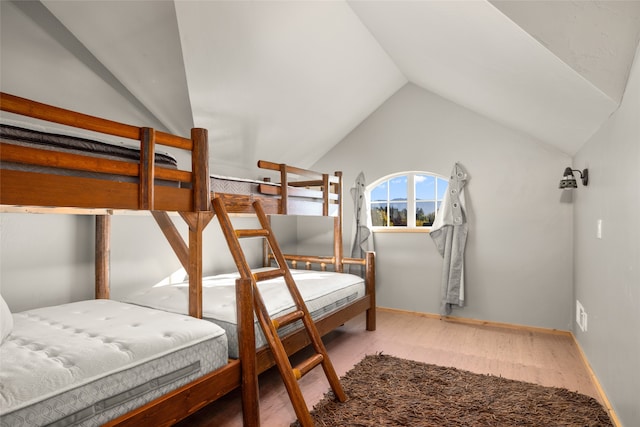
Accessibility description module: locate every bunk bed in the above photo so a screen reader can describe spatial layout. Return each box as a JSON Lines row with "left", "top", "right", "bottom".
{"left": 0, "top": 92, "right": 376, "bottom": 426}
{"left": 0, "top": 92, "right": 237, "bottom": 427}
{"left": 125, "top": 160, "right": 377, "bottom": 365}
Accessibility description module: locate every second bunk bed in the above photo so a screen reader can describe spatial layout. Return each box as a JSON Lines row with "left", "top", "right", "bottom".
{"left": 124, "top": 160, "right": 377, "bottom": 426}
{"left": 0, "top": 92, "right": 376, "bottom": 426}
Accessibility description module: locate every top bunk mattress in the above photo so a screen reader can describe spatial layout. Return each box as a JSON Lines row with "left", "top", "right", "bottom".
{"left": 123, "top": 269, "right": 365, "bottom": 358}
{"left": 0, "top": 123, "right": 179, "bottom": 186}
{"left": 0, "top": 299, "right": 227, "bottom": 427}
{"left": 0, "top": 123, "right": 177, "bottom": 167}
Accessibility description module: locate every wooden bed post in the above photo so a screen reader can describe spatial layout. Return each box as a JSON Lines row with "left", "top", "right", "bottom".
{"left": 365, "top": 251, "right": 376, "bottom": 331}
{"left": 139, "top": 127, "right": 156, "bottom": 210}
{"left": 191, "top": 128, "right": 211, "bottom": 212}
{"left": 187, "top": 127, "right": 211, "bottom": 318}
{"left": 176, "top": 212, "right": 215, "bottom": 319}
{"left": 236, "top": 277, "right": 259, "bottom": 427}
{"left": 149, "top": 128, "right": 212, "bottom": 318}
{"left": 279, "top": 163, "right": 288, "bottom": 215}
{"left": 152, "top": 211, "right": 214, "bottom": 319}
{"left": 334, "top": 171, "right": 343, "bottom": 273}
{"left": 95, "top": 214, "right": 111, "bottom": 299}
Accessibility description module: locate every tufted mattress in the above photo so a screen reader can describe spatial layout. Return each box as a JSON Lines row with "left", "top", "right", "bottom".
{"left": 0, "top": 123, "right": 177, "bottom": 167}
{"left": 0, "top": 122, "right": 181, "bottom": 188}
{"left": 124, "top": 269, "right": 365, "bottom": 358}
{"left": 210, "top": 174, "right": 278, "bottom": 196}
{"left": 0, "top": 299, "right": 228, "bottom": 427}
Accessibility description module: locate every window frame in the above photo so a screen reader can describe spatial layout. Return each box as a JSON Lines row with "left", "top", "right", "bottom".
{"left": 367, "top": 171, "right": 448, "bottom": 233}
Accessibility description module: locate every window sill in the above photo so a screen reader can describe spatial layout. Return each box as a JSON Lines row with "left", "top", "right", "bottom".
{"left": 372, "top": 227, "right": 432, "bottom": 234}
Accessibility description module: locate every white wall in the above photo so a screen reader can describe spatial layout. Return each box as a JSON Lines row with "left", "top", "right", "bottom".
{"left": 572, "top": 40, "right": 640, "bottom": 427}
{"left": 0, "top": 214, "right": 95, "bottom": 312}
{"left": 313, "top": 83, "right": 574, "bottom": 330}
{"left": 0, "top": 1, "right": 165, "bottom": 130}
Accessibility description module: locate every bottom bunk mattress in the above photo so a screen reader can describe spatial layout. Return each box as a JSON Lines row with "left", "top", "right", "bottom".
{"left": 124, "top": 269, "right": 365, "bottom": 358}
{"left": 0, "top": 299, "right": 228, "bottom": 427}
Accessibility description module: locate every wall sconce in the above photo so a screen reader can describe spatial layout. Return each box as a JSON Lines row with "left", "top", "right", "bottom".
{"left": 559, "top": 167, "right": 588, "bottom": 189}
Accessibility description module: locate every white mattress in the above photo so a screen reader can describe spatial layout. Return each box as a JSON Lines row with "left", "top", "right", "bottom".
{"left": 0, "top": 299, "right": 228, "bottom": 427}
{"left": 124, "top": 269, "right": 365, "bottom": 358}
{"left": 210, "top": 173, "right": 279, "bottom": 192}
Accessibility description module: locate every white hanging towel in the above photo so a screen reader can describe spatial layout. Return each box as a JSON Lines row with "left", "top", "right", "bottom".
{"left": 430, "top": 163, "right": 469, "bottom": 315}
{"left": 349, "top": 171, "right": 374, "bottom": 276}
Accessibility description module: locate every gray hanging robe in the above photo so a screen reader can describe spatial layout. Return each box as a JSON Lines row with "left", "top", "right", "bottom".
{"left": 349, "top": 171, "right": 374, "bottom": 276}
{"left": 430, "top": 163, "right": 469, "bottom": 315}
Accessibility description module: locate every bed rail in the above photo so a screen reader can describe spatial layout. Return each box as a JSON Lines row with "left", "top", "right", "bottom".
{"left": 257, "top": 160, "right": 342, "bottom": 217}
{"left": 265, "top": 251, "right": 376, "bottom": 331}
{"left": 254, "top": 160, "right": 345, "bottom": 271}
{"left": 0, "top": 92, "right": 210, "bottom": 212}
{"left": 0, "top": 92, "right": 192, "bottom": 149}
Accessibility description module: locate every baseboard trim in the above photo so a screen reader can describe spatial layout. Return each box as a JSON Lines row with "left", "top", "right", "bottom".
{"left": 377, "top": 306, "right": 572, "bottom": 336}
{"left": 570, "top": 334, "right": 622, "bottom": 427}
{"left": 376, "top": 306, "right": 621, "bottom": 426}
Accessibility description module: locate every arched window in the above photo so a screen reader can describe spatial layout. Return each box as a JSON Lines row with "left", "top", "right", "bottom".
{"left": 368, "top": 172, "right": 448, "bottom": 230}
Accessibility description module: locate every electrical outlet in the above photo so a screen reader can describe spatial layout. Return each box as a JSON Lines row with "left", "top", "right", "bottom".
{"left": 576, "top": 300, "right": 587, "bottom": 332}
{"left": 597, "top": 219, "right": 603, "bottom": 239}
{"left": 582, "top": 310, "right": 588, "bottom": 332}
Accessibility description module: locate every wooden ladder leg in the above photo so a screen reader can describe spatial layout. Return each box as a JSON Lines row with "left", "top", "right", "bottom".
{"left": 252, "top": 287, "right": 315, "bottom": 427}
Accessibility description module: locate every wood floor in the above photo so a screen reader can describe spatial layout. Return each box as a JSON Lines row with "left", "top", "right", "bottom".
{"left": 176, "top": 308, "right": 600, "bottom": 427}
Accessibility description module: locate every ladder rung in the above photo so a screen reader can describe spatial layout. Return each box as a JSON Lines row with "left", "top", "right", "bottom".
{"left": 235, "top": 229, "right": 269, "bottom": 238}
{"left": 253, "top": 268, "right": 286, "bottom": 282}
{"left": 293, "top": 354, "right": 324, "bottom": 380}
{"left": 272, "top": 310, "right": 305, "bottom": 330}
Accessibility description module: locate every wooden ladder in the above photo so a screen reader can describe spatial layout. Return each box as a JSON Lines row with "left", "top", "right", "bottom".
{"left": 213, "top": 197, "right": 347, "bottom": 426}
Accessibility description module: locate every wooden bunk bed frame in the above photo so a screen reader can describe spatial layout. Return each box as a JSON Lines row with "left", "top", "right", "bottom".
{"left": 0, "top": 92, "right": 376, "bottom": 427}
{"left": 211, "top": 161, "right": 376, "bottom": 426}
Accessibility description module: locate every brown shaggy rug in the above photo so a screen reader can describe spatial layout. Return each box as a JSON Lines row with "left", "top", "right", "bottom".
{"left": 291, "top": 353, "right": 612, "bottom": 427}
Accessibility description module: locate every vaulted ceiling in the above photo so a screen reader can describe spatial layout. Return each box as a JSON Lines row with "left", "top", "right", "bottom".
{"left": 10, "top": 1, "right": 640, "bottom": 175}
